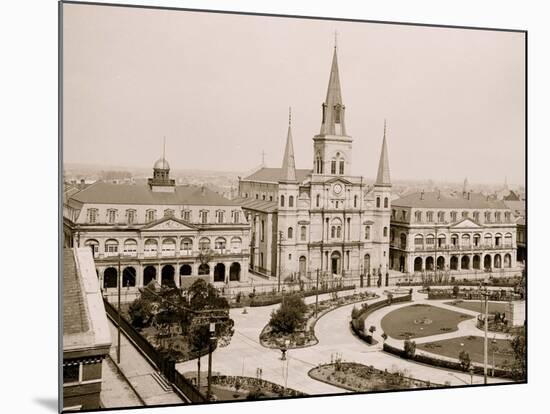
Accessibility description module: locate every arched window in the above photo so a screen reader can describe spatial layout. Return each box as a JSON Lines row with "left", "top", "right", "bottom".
{"left": 215, "top": 237, "right": 227, "bottom": 251}
{"left": 438, "top": 211, "right": 445, "bottom": 222}
{"left": 415, "top": 211, "right": 422, "bottom": 222}
{"left": 384, "top": 197, "right": 389, "bottom": 208}
{"left": 287, "top": 227, "right": 293, "bottom": 239}
{"left": 414, "top": 235, "right": 424, "bottom": 249}
{"left": 383, "top": 226, "right": 388, "bottom": 237}
{"left": 376, "top": 197, "right": 381, "bottom": 208}
{"left": 144, "top": 239, "right": 158, "bottom": 257}
{"left": 289, "top": 195, "right": 294, "bottom": 207}
{"left": 280, "top": 195, "right": 285, "bottom": 207}
{"left": 300, "top": 226, "right": 307, "bottom": 241}
{"left": 123, "top": 239, "right": 138, "bottom": 256}
{"left": 484, "top": 233, "right": 493, "bottom": 247}
{"left": 181, "top": 237, "right": 193, "bottom": 254}
{"left": 339, "top": 160, "right": 344, "bottom": 175}
{"left": 161, "top": 238, "right": 176, "bottom": 256}
{"left": 331, "top": 160, "right": 337, "bottom": 174}
{"left": 336, "top": 226, "right": 342, "bottom": 238}
{"left": 365, "top": 226, "right": 371, "bottom": 240}
{"left": 84, "top": 239, "right": 99, "bottom": 258}
{"left": 231, "top": 237, "right": 242, "bottom": 251}
{"left": 331, "top": 226, "right": 336, "bottom": 238}
{"left": 450, "top": 211, "right": 458, "bottom": 222}
{"left": 104, "top": 239, "right": 119, "bottom": 257}
{"left": 451, "top": 234, "right": 459, "bottom": 247}
{"left": 198, "top": 263, "right": 210, "bottom": 275}
{"left": 103, "top": 267, "right": 118, "bottom": 289}
{"left": 199, "top": 237, "right": 211, "bottom": 251}
{"left": 504, "top": 233, "right": 513, "bottom": 247}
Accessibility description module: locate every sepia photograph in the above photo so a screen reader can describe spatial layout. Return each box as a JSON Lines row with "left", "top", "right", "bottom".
{"left": 60, "top": 1, "right": 526, "bottom": 411}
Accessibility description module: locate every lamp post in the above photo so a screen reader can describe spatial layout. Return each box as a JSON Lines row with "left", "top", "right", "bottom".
{"left": 117, "top": 253, "right": 121, "bottom": 364}
{"left": 283, "top": 339, "right": 290, "bottom": 394}
{"left": 469, "top": 365, "right": 474, "bottom": 385}
{"left": 207, "top": 322, "right": 216, "bottom": 400}
{"left": 278, "top": 231, "right": 283, "bottom": 293}
{"left": 480, "top": 283, "right": 489, "bottom": 384}
{"left": 491, "top": 337, "right": 498, "bottom": 377}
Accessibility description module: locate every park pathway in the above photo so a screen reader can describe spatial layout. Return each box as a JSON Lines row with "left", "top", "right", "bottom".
{"left": 177, "top": 287, "right": 511, "bottom": 395}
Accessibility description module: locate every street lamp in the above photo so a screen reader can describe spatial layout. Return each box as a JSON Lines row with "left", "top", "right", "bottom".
{"left": 280, "top": 338, "right": 289, "bottom": 361}
{"left": 283, "top": 339, "right": 290, "bottom": 394}
{"left": 207, "top": 322, "right": 217, "bottom": 400}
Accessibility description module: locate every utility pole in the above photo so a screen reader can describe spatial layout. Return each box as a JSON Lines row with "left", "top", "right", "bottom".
{"left": 278, "top": 231, "right": 283, "bottom": 293}
{"left": 482, "top": 285, "right": 489, "bottom": 384}
{"left": 117, "top": 253, "right": 121, "bottom": 364}
{"left": 315, "top": 269, "right": 320, "bottom": 317}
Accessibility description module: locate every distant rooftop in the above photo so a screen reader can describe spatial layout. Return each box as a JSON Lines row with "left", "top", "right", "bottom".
{"left": 69, "top": 181, "right": 238, "bottom": 206}
{"left": 242, "top": 167, "right": 312, "bottom": 184}
{"left": 393, "top": 191, "right": 509, "bottom": 209}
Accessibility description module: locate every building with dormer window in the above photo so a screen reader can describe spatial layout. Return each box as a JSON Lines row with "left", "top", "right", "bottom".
{"left": 63, "top": 153, "right": 250, "bottom": 302}
{"left": 389, "top": 190, "right": 519, "bottom": 279}
{"left": 236, "top": 44, "right": 391, "bottom": 282}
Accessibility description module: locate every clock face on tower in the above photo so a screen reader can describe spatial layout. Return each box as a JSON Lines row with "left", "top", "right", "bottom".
{"left": 333, "top": 183, "right": 343, "bottom": 195}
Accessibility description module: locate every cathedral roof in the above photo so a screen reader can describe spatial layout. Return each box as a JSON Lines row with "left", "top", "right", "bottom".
{"left": 242, "top": 167, "right": 312, "bottom": 184}
{"left": 70, "top": 181, "right": 238, "bottom": 206}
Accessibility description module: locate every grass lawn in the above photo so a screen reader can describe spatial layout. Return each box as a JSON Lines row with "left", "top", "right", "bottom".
{"left": 444, "top": 300, "right": 508, "bottom": 315}
{"left": 381, "top": 304, "right": 473, "bottom": 339}
{"left": 417, "top": 335, "right": 514, "bottom": 367}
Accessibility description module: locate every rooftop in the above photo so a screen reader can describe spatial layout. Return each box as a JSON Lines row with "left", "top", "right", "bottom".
{"left": 242, "top": 167, "right": 313, "bottom": 184}
{"left": 69, "top": 181, "right": 238, "bottom": 206}
{"left": 233, "top": 196, "right": 278, "bottom": 213}
{"left": 393, "top": 191, "right": 509, "bottom": 209}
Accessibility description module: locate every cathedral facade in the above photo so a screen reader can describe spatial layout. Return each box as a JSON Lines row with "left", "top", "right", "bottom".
{"left": 237, "top": 46, "right": 392, "bottom": 283}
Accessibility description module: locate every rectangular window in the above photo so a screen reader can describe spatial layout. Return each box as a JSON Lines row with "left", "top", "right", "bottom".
{"left": 260, "top": 220, "right": 265, "bottom": 242}
{"left": 107, "top": 209, "right": 116, "bottom": 224}
{"left": 365, "top": 226, "right": 370, "bottom": 240}
{"left": 339, "top": 161, "right": 344, "bottom": 175}
{"left": 495, "top": 212, "right": 501, "bottom": 222}
{"left": 438, "top": 212, "right": 445, "bottom": 222}
{"left": 451, "top": 212, "right": 457, "bottom": 222}
{"left": 200, "top": 211, "right": 208, "bottom": 224}
{"left": 182, "top": 210, "right": 191, "bottom": 221}
{"left": 426, "top": 212, "right": 433, "bottom": 222}
{"left": 63, "top": 362, "right": 80, "bottom": 384}
{"left": 126, "top": 209, "right": 136, "bottom": 224}
{"left": 232, "top": 210, "right": 239, "bottom": 223}
{"left": 146, "top": 210, "right": 156, "bottom": 223}
{"left": 402, "top": 211, "right": 407, "bottom": 221}
{"left": 217, "top": 211, "right": 224, "bottom": 224}
{"left": 87, "top": 208, "right": 98, "bottom": 224}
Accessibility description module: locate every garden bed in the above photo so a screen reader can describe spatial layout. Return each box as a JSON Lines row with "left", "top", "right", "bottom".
{"left": 308, "top": 362, "right": 443, "bottom": 392}
{"left": 259, "top": 291, "right": 377, "bottom": 349}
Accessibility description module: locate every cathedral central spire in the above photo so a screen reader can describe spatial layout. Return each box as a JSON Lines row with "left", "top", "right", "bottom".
{"left": 320, "top": 44, "right": 346, "bottom": 136}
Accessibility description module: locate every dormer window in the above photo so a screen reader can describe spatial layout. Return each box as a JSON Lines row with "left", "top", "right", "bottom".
{"left": 216, "top": 210, "right": 225, "bottom": 224}
{"left": 146, "top": 209, "right": 156, "bottom": 223}
{"left": 126, "top": 209, "right": 136, "bottom": 224}
{"left": 200, "top": 210, "right": 209, "bottom": 224}
{"left": 182, "top": 210, "right": 191, "bottom": 221}
{"left": 107, "top": 209, "right": 117, "bottom": 224}
{"left": 87, "top": 208, "right": 98, "bottom": 224}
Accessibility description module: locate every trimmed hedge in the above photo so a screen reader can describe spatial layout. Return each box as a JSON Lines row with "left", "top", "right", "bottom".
{"left": 249, "top": 285, "right": 356, "bottom": 307}
{"left": 382, "top": 342, "right": 514, "bottom": 379}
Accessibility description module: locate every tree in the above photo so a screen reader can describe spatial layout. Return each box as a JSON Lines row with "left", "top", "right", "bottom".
{"left": 508, "top": 326, "right": 526, "bottom": 380}
{"left": 458, "top": 350, "right": 471, "bottom": 371}
{"left": 269, "top": 294, "right": 307, "bottom": 334}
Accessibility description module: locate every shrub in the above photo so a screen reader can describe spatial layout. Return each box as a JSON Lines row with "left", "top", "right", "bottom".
{"left": 369, "top": 325, "right": 376, "bottom": 334}
{"left": 458, "top": 350, "right": 471, "bottom": 371}
{"left": 404, "top": 340, "right": 416, "bottom": 359}
{"left": 351, "top": 306, "right": 361, "bottom": 320}
{"left": 268, "top": 294, "right": 307, "bottom": 334}
{"left": 452, "top": 285, "right": 460, "bottom": 297}
{"left": 381, "top": 332, "right": 388, "bottom": 342}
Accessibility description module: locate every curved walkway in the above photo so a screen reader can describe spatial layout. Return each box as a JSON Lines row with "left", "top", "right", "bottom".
{"left": 176, "top": 288, "right": 510, "bottom": 396}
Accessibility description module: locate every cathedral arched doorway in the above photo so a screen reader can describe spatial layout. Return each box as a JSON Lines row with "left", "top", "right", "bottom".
{"left": 161, "top": 265, "right": 175, "bottom": 287}
{"left": 484, "top": 255, "right": 492, "bottom": 271}
{"left": 364, "top": 254, "right": 371, "bottom": 274}
{"left": 331, "top": 251, "right": 341, "bottom": 275}
{"left": 299, "top": 256, "right": 307, "bottom": 277}
{"left": 143, "top": 266, "right": 156, "bottom": 286}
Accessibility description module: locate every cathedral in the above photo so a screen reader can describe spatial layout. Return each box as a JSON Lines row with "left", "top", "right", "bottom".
{"left": 237, "top": 45, "right": 392, "bottom": 283}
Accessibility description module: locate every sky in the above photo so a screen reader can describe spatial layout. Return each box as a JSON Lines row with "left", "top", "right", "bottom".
{"left": 62, "top": 3, "right": 525, "bottom": 185}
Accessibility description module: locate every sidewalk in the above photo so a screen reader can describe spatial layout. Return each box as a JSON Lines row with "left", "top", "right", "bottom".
{"left": 107, "top": 320, "right": 185, "bottom": 406}
{"left": 100, "top": 356, "right": 143, "bottom": 409}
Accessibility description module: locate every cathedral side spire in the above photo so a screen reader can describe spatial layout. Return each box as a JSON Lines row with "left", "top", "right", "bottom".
{"left": 281, "top": 107, "right": 297, "bottom": 182}
{"left": 375, "top": 120, "right": 391, "bottom": 187}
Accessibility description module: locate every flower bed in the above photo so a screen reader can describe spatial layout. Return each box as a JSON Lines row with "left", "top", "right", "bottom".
{"left": 308, "top": 362, "right": 443, "bottom": 392}
{"left": 260, "top": 291, "right": 377, "bottom": 349}
{"left": 398, "top": 275, "right": 522, "bottom": 288}
{"left": 427, "top": 287, "right": 519, "bottom": 302}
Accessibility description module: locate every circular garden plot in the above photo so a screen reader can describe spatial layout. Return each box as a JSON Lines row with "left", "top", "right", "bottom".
{"left": 381, "top": 304, "right": 473, "bottom": 340}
